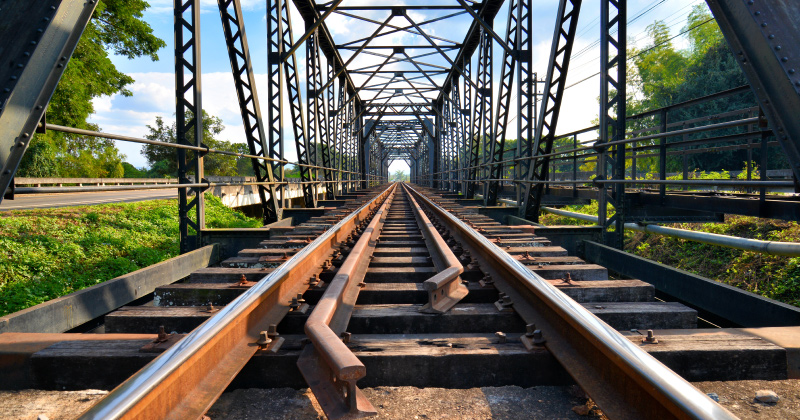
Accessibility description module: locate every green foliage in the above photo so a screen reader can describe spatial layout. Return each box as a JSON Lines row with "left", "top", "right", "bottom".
{"left": 540, "top": 204, "right": 800, "bottom": 308}
{"left": 628, "top": 5, "right": 755, "bottom": 174}
{"left": 391, "top": 170, "right": 409, "bottom": 182}
{"left": 17, "top": 0, "right": 164, "bottom": 178}
{"left": 0, "top": 196, "right": 260, "bottom": 316}
{"left": 143, "top": 112, "right": 253, "bottom": 177}
{"left": 284, "top": 164, "right": 301, "bottom": 179}
{"left": 122, "top": 162, "right": 148, "bottom": 178}
{"left": 627, "top": 216, "right": 800, "bottom": 307}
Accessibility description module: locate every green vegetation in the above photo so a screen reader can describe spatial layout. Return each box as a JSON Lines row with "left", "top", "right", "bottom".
{"left": 540, "top": 207, "right": 800, "bottom": 307}
{"left": 391, "top": 170, "right": 409, "bottom": 182}
{"left": 17, "top": 0, "right": 165, "bottom": 178}
{"left": 143, "top": 111, "right": 256, "bottom": 178}
{"left": 0, "top": 196, "right": 261, "bottom": 316}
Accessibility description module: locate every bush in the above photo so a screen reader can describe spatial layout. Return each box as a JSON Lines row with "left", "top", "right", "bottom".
{"left": 0, "top": 196, "right": 261, "bottom": 316}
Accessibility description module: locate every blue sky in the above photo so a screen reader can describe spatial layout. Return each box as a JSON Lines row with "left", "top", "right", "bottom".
{"left": 89, "top": 0, "right": 706, "bottom": 172}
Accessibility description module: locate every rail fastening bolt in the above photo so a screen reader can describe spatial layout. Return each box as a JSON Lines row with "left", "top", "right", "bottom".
{"left": 267, "top": 324, "right": 279, "bottom": 340}
{"left": 157, "top": 325, "right": 168, "bottom": 342}
{"left": 643, "top": 329, "right": 659, "bottom": 344}
{"left": 533, "top": 330, "right": 546, "bottom": 345}
{"left": 341, "top": 332, "right": 352, "bottom": 344}
{"left": 525, "top": 324, "right": 536, "bottom": 338}
{"left": 257, "top": 331, "right": 272, "bottom": 349}
{"left": 495, "top": 331, "right": 507, "bottom": 344}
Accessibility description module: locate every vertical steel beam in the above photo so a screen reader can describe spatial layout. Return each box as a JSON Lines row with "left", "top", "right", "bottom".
{"left": 218, "top": 0, "right": 280, "bottom": 223}
{"left": 516, "top": 0, "right": 534, "bottom": 205}
{"left": 334, "top": 79, "right": 346, "bottom": 194}
{"left": 267, "top": 0, "right": 286, "bottom": 208}
{"left": 461, "top": 58, "right": 474, "bottom": 196}
{"left": 485, "top": 0, "right": 523, "bottom": 206}
{"left": 307, "top": 28, "right": 321, "bottom": 198}
{"left": 175, "top": 0, "right": 205, "bottom": 253}
{"left": 323, "top": 59, "right": 336, "bottom": 199}
{"left": 279, "top": 0, "right": 316, "bottom": 207}
{"left": 596, "top": 0, "right": 626, "bottom": 248}
{"left": 520, "top": 0, "right": 583, "bottom": 220}
{"left": 477, "top": 28, "right": 494, "bottom": 197}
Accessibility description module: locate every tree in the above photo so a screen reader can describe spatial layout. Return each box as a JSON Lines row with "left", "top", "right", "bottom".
{"left": 17, "top": 0, "right": 165, "bottom": 178}
{"left": 626, "top": 5, "right": 755, "bottom": 174}
{"left": 143, "top": 111, "right": 253, "bottom": 177}
{"left": 390, "top": 170, "right": 409, "bottom": 182}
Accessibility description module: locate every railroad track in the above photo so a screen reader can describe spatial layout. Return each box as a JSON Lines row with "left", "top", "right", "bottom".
{"left": 0, "top": 182, "right": 790, "bottom": 419}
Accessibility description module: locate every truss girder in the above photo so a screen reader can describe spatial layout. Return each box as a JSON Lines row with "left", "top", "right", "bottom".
{"left": 521, "top": 0, "right": 583, "bottom": 220}
{"left": 218, "top": 0, "right": 280, "bottom": 223}
{"left": 175, "top": 0, "right": 206, "bottom": 253}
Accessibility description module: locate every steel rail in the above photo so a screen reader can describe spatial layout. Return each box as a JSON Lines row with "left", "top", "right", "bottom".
{"left": 78, "top": 184, "right": 393, "bottom": 420}
{"left": 404, "top": 184, "right": 737, "bottom": 420}
{"left": 299, "top": 184, "right": 396, "bottom": 418}
{"left": 403, "top": 184, "right": 467, "bottom": 313}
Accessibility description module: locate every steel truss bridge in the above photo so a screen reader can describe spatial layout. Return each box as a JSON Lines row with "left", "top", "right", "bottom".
{"left": 1, "top": 0, "right": 800, "bottom": 252}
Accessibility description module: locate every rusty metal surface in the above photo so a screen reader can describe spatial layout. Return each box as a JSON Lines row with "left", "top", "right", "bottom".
{"left": 298, "top": 185, "right": 397, "bottom": 419}
{"left": 403, "top": 185, "right": 468, "bottom": 314}
{"left": 78, "top": 185, "right": 393, "bottom": 420}
{"left": 405, "top": 185, "right": 738, "bottom": 420}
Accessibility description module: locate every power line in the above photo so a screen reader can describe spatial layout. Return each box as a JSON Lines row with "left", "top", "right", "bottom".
{"left": 564, "top": 16, "right": 715, "bottom": 91}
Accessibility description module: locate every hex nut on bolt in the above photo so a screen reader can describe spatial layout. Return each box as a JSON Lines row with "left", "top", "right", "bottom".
{"left": 257, "top": 331, "right": 272, "bottom": 349}
{"left": 642, "top": 329, "right": 659, "bottom": 344}
{"left": 533, "top": 330, "right": 546, "bottom": 345}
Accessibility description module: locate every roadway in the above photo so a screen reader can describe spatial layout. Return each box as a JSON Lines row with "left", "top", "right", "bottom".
{"left": 0, "top": 189, "right": 177, "bottom": 211}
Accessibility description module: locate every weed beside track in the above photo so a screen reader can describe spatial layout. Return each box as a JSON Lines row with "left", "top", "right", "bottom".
{"left": 540, "top": 204, "right": 800, "bottom": 307}
{"left": 0, "top": 195, "right": 260, "bottom": 316}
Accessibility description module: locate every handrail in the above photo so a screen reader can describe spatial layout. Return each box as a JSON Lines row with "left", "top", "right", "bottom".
{"left": 403, "top": 184, "right": 467, "bottom": 313}
{"left": 405, "top": 184, "right": 737, "bottom": 420}
{"left": 542, "top": 206, "right": 800, "bottom": 257}
{"left": 79, "top": 184, "right": 394, "bottom": 420}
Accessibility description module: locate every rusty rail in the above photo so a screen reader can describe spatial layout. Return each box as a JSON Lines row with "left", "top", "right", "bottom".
{"left": 79, "top": 184, "right": 394, "bottom": 420}
{"left": 405, "top": 184, "right": 737, "bottom": 420}
{"left": 298, "top": 184, "right": 397, "bottom": 419}
{"left": 403, "top": 184, "right": 468, "bottom": 313}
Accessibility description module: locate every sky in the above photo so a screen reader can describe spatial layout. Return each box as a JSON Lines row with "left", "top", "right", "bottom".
{"left": 89, "top": 0, "right": 707, "bottom": 174}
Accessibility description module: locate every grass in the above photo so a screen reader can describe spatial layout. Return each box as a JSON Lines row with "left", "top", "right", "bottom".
{"left": 540, "top": 205, "right": 800, "bottom": 308}
{"left": 0, "top": 195, "right": 261, "bottom": 316}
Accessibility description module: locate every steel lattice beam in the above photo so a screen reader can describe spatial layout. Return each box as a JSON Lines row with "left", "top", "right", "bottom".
{"left": 521, "top": 0, "right": 583, "bottom": 220}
